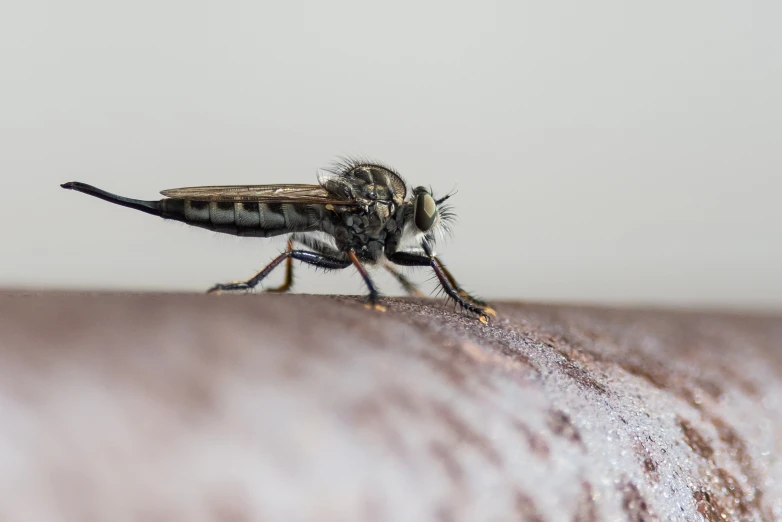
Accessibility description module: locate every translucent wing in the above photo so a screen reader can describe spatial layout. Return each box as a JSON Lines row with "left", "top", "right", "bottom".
{"left": 160, "top": 184, "right": 359, "bottom": 205}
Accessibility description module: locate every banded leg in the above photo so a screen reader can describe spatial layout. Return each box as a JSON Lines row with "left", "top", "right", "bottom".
{"left": 347, "top": 250, "right": 385, "bottom": 310}
{"left": 208, "top": 250, "right": 350, "bottom": 293}
{"left": 264, "top": 238, "right": 295, "bottom": 293}
{"left": 388, "top": 251, "right": 491, "bottom": 322}
{"left": 384, "top": 264, "right": 425, "bottom": 297}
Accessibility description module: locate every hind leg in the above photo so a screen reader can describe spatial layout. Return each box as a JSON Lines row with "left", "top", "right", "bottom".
{"left": 208, "top": 250, "right": 350, "bottom": 293}
{"left": 264, "top": 235, "right": 345, "bottom": 293}
{"left": 264, "top": 238, "right": 295, "bottom": 293}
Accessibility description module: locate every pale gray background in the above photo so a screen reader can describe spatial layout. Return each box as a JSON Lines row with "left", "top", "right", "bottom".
{"left": 2, "top": 1, "right": 780, "bottom": 309}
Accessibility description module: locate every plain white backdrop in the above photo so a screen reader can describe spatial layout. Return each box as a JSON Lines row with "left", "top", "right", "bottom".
{"left": 2, "top": 1, "right": 780, "bottom": 309}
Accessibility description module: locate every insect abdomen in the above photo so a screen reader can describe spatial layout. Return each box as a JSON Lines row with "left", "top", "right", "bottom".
{"left": 160, "top": 200, "right": 325, "bottom": 237}
{"left": 59, "top": 183, "right": 328, "bottom": 238}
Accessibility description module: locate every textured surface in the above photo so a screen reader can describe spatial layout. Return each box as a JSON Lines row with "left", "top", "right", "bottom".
{"left": 0, "top": 292, "right": 781, "bottom": 521}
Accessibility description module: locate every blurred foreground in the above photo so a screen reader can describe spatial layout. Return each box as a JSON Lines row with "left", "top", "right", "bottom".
{"left": 0, "top": 292, "right": 780, "bottom": 521}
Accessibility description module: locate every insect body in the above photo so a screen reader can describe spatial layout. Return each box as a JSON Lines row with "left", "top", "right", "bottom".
{"left": 61, "top": 159, "right": 494, "bottom": 321}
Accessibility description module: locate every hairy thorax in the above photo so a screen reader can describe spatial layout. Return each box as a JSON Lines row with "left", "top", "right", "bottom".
{"left": 323, "top": 201, "right": 407, "bottom": 263}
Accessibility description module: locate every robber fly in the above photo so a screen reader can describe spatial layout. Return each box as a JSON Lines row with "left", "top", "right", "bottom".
{"left": 61, "top": 158, "right": 494, "bottom": 322}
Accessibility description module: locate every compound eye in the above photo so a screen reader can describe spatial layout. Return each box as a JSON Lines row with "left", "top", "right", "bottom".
{"left": 414, "top": 192, "right": 437, "bottom": 231}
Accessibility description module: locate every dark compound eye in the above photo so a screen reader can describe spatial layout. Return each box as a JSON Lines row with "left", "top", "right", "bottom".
{"left": 414, "top": 192, "right": 437, "bottom": 231}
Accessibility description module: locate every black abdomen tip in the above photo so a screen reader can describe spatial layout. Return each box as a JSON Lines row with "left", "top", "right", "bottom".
{"left": 59, "top": 181, "right": 162, "bottom": 217}
{"left": 61, "top": 181, "right": 90, "bottom": 190}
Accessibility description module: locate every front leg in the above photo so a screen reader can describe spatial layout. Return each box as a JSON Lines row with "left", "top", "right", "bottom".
{"left": 421, "top": 241, "right": 493, "bottom": 313}
{"left": 387, "top": 251, "right": 491, "bottom": 322}
{"left": 431, "top": 257, "right": 494, "bottom": 315}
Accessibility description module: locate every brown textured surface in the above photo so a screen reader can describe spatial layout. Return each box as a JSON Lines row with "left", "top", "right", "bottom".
{"left": 0, "top": 291, "right": 781, "bottom": 521}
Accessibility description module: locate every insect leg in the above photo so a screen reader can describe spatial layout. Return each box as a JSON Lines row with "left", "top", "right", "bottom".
{"left": 387, "top": 251, "right": 490, "bottom": 322}
{"left": 420, "top": 240, "right": 493, "bottom": 314}
{"left": 347, "top": 251, "right": 384, "bottom": 310}
{"left": 208, "top": 250, "right": 350, "bottom": 293}
{"left": 264, "top": 233, "right": 344, "bottom": 293}
{"left": 431, "top": 257, "right": 494, "bottom": 314}
{"left": 264, "top": 238, "right": 295, "bottom": 293}
{"left": 384, "top": 264, "right": 425, "bottom": 297}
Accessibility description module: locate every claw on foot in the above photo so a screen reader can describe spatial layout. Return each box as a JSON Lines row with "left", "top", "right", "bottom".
{"left": 364, "top": 303, "right": 387, "bottom": 312}
{"left": 208, "top": 282, "right": 250, "bottom": 294}
{"left": 479, "top": 314, "right": 489, "bottom": 325}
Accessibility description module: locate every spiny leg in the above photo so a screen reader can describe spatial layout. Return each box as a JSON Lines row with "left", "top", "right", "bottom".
{"left": 431, "top": 261, "right": 492, "bottom": 322}
{"left": 384, "top": 264, "right": 425, "bottom": 297}
{"left": 420, "top": 240, "right": 492, "bottom": 313}
{"left": 268, "top": 237, "right": 426, "bottom": 303}
{"left": 347, "top": 250, "right": 385, "bottom": 311}
{"left": 432, "top": 257, "right": 495, "bottom": 316}
{"left": 387, "top": 251, "right": 490, "bottom": 323}
{"left": 208, "top": 250, "right": 350, "bottom": 293}
{"left": 264, "top": 238, "right": 295, "bottom": 293}
{"left": 264, "top": 234, "right": 345, "bottom": 294}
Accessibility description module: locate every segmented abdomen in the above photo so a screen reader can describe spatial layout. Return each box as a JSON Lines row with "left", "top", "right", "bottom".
{"left": 159, "top": 199, "right": 325, "bottom": 237}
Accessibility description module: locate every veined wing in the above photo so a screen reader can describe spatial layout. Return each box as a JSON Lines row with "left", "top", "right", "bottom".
{"left": 160, "top": 184, "right": 359, "bottom": 205}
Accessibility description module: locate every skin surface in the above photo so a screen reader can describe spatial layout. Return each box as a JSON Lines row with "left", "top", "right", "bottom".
{"left": 0, "top": 292, "right": 780, "bottom": 521}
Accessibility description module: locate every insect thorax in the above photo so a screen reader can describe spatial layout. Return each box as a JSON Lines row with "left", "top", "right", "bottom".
{"left": 321, "top": 163, "right": 407, "bottom": 206}
{"left": 316, "top": 163, "right": 411, "bottom": 262}
{"left": 318, "top": 200, "right": 407, "bottom": 262}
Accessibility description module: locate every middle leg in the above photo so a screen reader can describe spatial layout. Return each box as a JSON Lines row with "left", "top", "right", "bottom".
{"left": 347, "top": 250, "right": 385, "bottom": 310}
{"left": 384, "top": 264, "right": 425, "bottom": 297}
